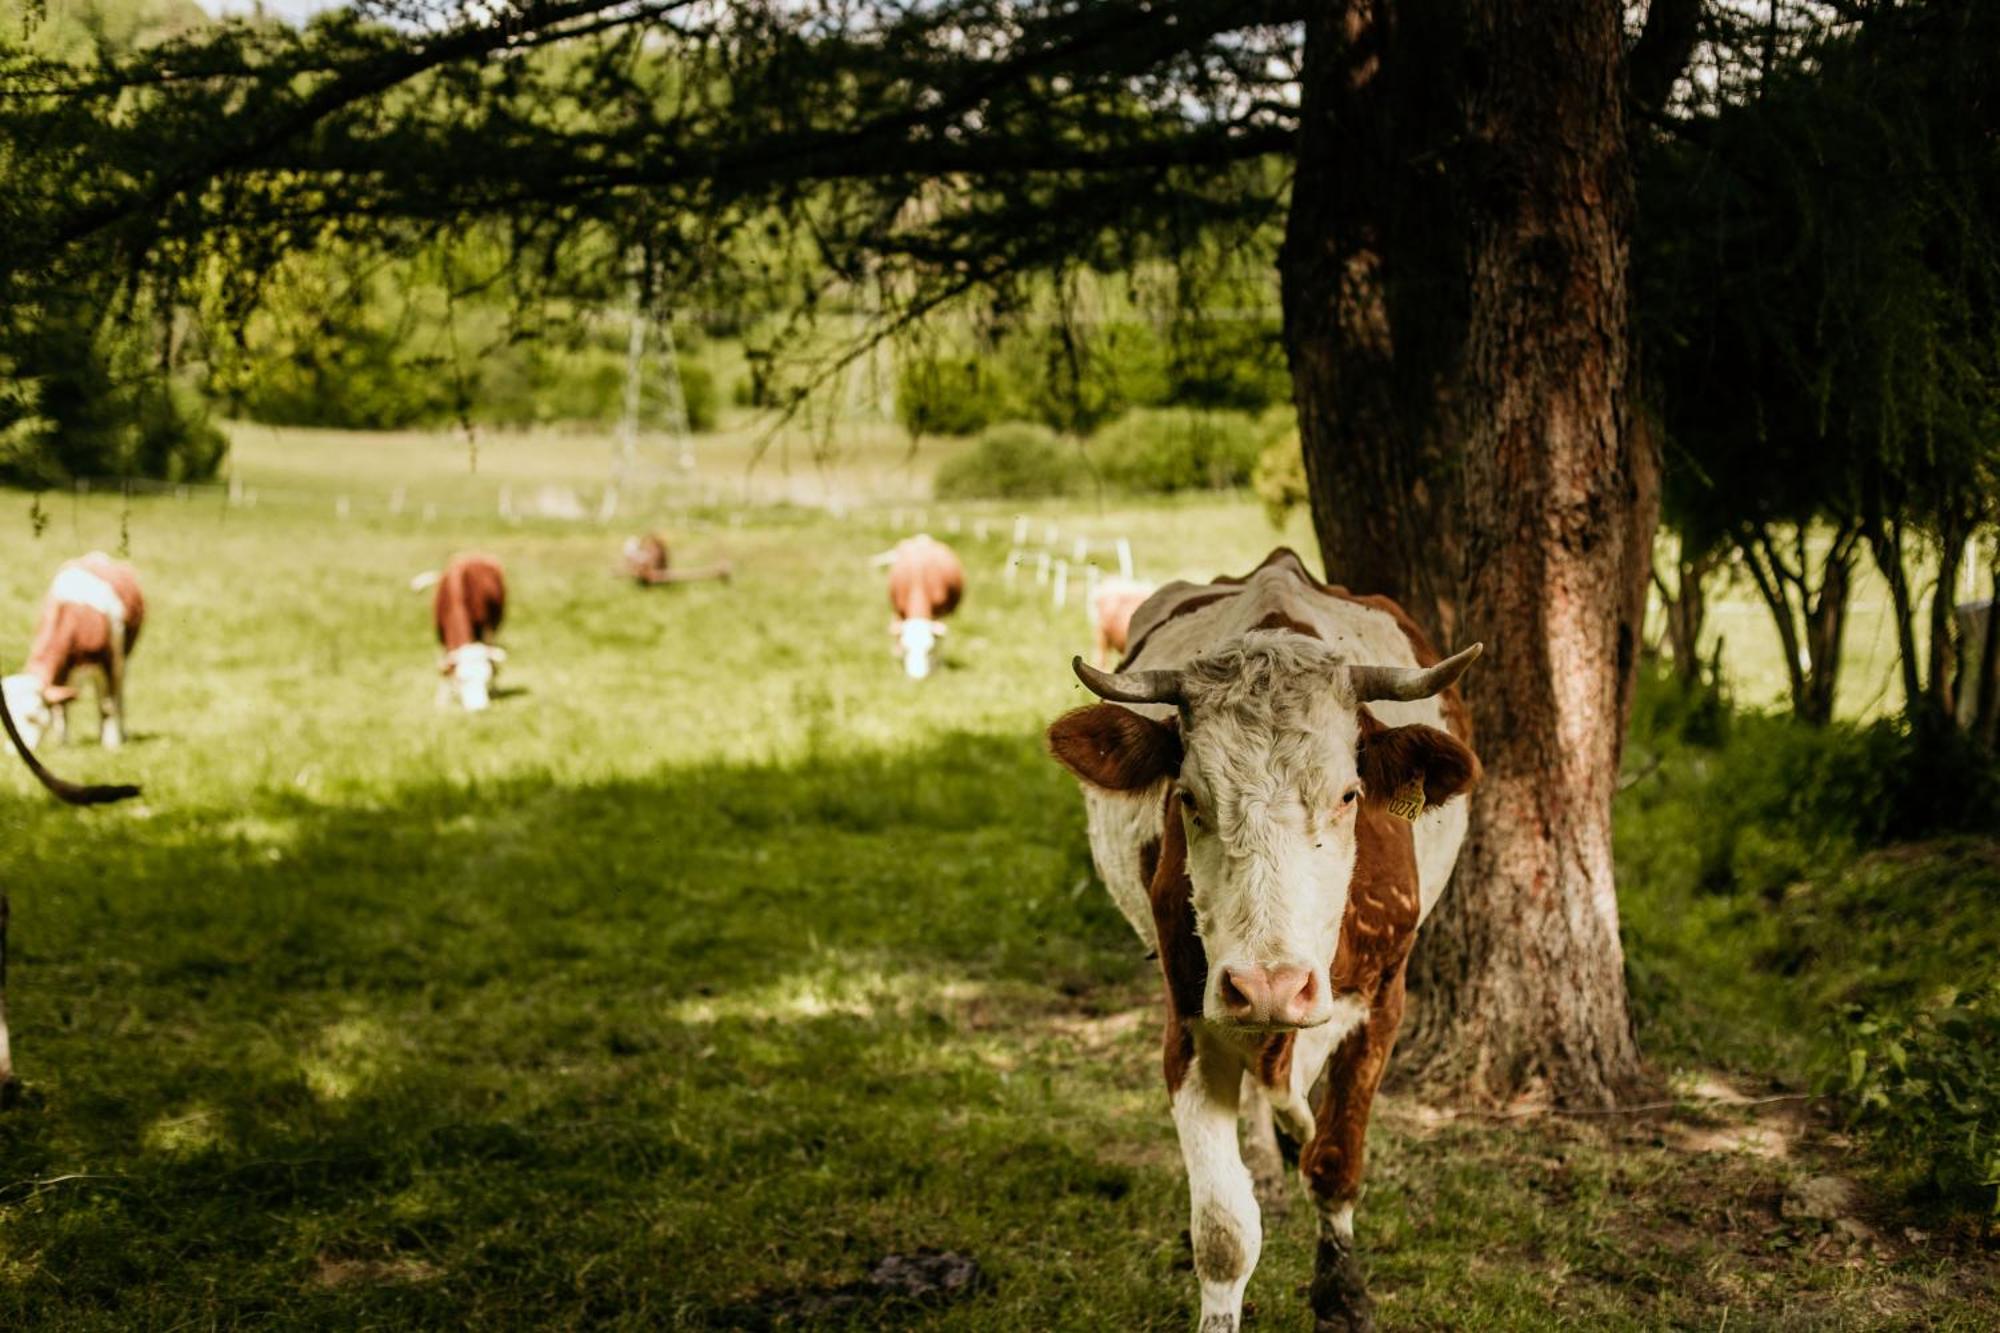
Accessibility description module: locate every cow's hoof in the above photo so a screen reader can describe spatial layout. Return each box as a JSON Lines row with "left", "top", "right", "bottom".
{"left": 1310, "top": 1237, "right": 1374, "bottom": 1333}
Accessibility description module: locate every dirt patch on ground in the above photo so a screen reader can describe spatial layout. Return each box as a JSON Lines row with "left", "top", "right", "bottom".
{"left": 708, "top": 1249, "right": 985, "bottom": 1329}
{"left": 1372, "top": 1072, "right": 1999, "bottom": 1322}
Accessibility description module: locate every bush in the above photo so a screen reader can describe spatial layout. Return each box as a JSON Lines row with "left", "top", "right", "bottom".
{"left": 1253, "top": 429, "right": 1307, "bottom": 527}
{"left": 896, "top": 356, "right": 1003, "bottom": 438}
{"left": 1092, "top": 407, "right": 1267, "bottom": 494}
{"left": 1839, "top": 982, "right": 2000, "bottom": 1212}
{"left": 933, "top": 422, "right": 1088, "bottom": 500}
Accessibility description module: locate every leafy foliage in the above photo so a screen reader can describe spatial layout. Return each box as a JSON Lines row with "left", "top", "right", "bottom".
{"left": 933, "top": 422, "right": 1088, "bottom": 500}
{"left": 1841, "top": 984, "right": 2000, "bottom": 1212}
{"left": 1091, "top": 407, "right": 1273, "bottom": 495}
{"left": 1252, "top": 428, "right": 1306, "bottom": 528}
{"left": 0, "top": 297, "right": 225, "bottom": 485}
{"left": 1637, "top": 2, "right": 2000, "bottom": 731}
{"left": 895, "top": 356, "right": 1004, "bottom": 439}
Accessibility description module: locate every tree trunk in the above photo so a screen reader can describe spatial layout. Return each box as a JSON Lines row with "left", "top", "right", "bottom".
{"left": 1282, "top": 0, "right": 1651, "bottom": 1108}
{"left": 1656, "top": 545, "right": 1718, "bottom": 689}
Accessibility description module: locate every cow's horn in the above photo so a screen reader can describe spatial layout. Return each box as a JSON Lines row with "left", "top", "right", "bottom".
{"left": 1345, "top": 642, "right": 1483, "bottom": 703}
{"left": 1072, "top": 656, "right": 1182, "bottom": 705}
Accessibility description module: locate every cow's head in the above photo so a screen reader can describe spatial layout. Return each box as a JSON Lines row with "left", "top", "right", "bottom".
{"left": 894, "top": 618, "right": 947, "bottom": 680}
{"left": 1048, "top": 635, "right": 1481, "bottom": 1031}
{"left": 1, "top": 674, "right": 55, "bottom": 750}
{"left": 443, "top": 643, "right": 506, "bottom": 711}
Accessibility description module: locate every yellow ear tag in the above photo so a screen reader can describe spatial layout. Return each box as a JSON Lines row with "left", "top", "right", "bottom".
{"left": 1386, "top": 779, "right": 1426, "bottom": 823}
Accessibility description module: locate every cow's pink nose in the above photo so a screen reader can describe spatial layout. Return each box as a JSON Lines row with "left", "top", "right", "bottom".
{"left": 1217, "top": 964, "right": 1318, "bottom": 1026}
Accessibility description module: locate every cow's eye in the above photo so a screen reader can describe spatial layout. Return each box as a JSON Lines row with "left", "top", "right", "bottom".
{"left": 1340, "top": 785, "right": 1361, "bottom": 807}
{"left": 1178, "top": 790, "right": 1203, "bottom": 827}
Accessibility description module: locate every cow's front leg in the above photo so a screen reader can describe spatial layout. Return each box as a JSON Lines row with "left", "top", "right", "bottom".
{"left": 1174, "top": 1034, "right": 1261, "bottom": 1333}
{"left": 1301, "top": 974, "right": 1406, "bottom": 1333}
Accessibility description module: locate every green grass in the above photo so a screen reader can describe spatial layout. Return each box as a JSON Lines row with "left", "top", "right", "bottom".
{"left": 0, "top": 427, "right": 1993, "bottom": 1328}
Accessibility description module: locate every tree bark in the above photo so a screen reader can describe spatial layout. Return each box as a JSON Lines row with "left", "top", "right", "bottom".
{"left": 1282, "top": 0, "right": 1651, "bottom": 1107}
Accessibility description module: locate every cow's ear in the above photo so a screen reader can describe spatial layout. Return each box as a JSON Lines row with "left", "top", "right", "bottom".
{"left": 1357, "top": 707, "right": 1480, "bottom": 810}
{"left": 1047, "top": 704, "right": 1181, "bottom": 792}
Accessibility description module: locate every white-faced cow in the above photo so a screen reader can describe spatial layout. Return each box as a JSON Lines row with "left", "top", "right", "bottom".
{"left": 886, "top": 535, "right": 964, "bottom": 680}
{"left": 1047, "top": 548, "right": 1481, "bottom": 1333}
{"left": 418, "top": 554, "right": 507, "bottom": 711}
{"left": 3, "top": 552, "right": 145, "bottom": 751}
{"left": 1088, "top": 576, "right": 1156, "bottom": 669}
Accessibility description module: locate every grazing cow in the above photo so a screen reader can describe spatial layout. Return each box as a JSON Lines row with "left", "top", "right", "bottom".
{"left": 886, "top": 535, "right": 964, "bottom": 680}
{"left": 0, "top": 588, "right": 143, "bottom": 1108}
{"left": 3, "top": 552, "right": 145, "bottom": 751}
{"left": 418, "top": 554, "right": 507, "bottom": 711}
{"left": 619, "top": 533, "right": 733, "bottom": 586}
{"left": 1046, "top": 548, "right": 1481, "bottom": 1333}
{"left": 1088, "top": 576, "right": 1156, "bottom": 668}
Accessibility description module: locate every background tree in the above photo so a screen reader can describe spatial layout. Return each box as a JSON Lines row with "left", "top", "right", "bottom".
{"left": 1639, "top": 1, "right": 2000, "bottom": 738}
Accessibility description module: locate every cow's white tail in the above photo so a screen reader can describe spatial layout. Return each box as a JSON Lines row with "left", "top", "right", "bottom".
{"left": 409, "top": 570, "right": 442, "bottom": 592}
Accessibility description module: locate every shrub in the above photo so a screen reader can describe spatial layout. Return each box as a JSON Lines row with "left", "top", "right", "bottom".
{"left": 933, "top": 422, "right": 1088, "bottom": 500}
{"left": 1839, "top": 982, "right": 2000, "bottom": 1212}
{"left": 996, "top": 322, "right": 1169, "bottom": 435}
{"left": 896, "top": 356, "right": 1003, "bottom": 438}
{"left": 1253, "top": 429, "right": 1307, "bottom": 528}
{"left": 1092, "top": 407, "right": 1266, "bottom": 494}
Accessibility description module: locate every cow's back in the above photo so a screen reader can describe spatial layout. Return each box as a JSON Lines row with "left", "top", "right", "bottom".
{"left": 26, "top": 555, "right": 144, "bottom": 682}
{"left": 435, "top": 554, "right": 506, "bottom": 648}
{"left": 888, "top": 537, "right": 964, "bottom": 621}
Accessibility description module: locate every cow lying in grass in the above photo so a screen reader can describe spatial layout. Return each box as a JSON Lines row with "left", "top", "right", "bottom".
{"left": 885, "top": 535, "right": 963, "bottom": 680}
{"left": 414, "top": 554, "right": 507, "bottom": 711}
{"left": 620, "top": 533, "right": 733, "bottom": 586}
{"left": 1048, "top": 548, "right": 1481, "bottom": 1333}
{"left": 3, "top": 552, "right": 145, "bottom": 751}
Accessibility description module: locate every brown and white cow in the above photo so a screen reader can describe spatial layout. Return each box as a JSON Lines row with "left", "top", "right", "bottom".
{"left": 1088, "top": 576, "right": 1156, "bottom": 669}
{"left": 885, "top": 535, "right": 964, "bottom": 680}
{"left": 418, "top": 553, "right": 507, "bottom": 711}
{"left": 1047, "top": 548, "right": 1481, "bottom": 1333}
{"left": 3, "top": 552, "right": 145, "bottom": 751}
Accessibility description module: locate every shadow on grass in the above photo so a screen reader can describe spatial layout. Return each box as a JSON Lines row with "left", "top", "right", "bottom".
{"left": 0, "top": 732, "right": 1180, "bottom": 1329}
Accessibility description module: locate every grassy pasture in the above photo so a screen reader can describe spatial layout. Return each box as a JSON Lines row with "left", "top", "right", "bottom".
{"left": 0, "top": 424, "right": 1991, "bottom": 1328}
